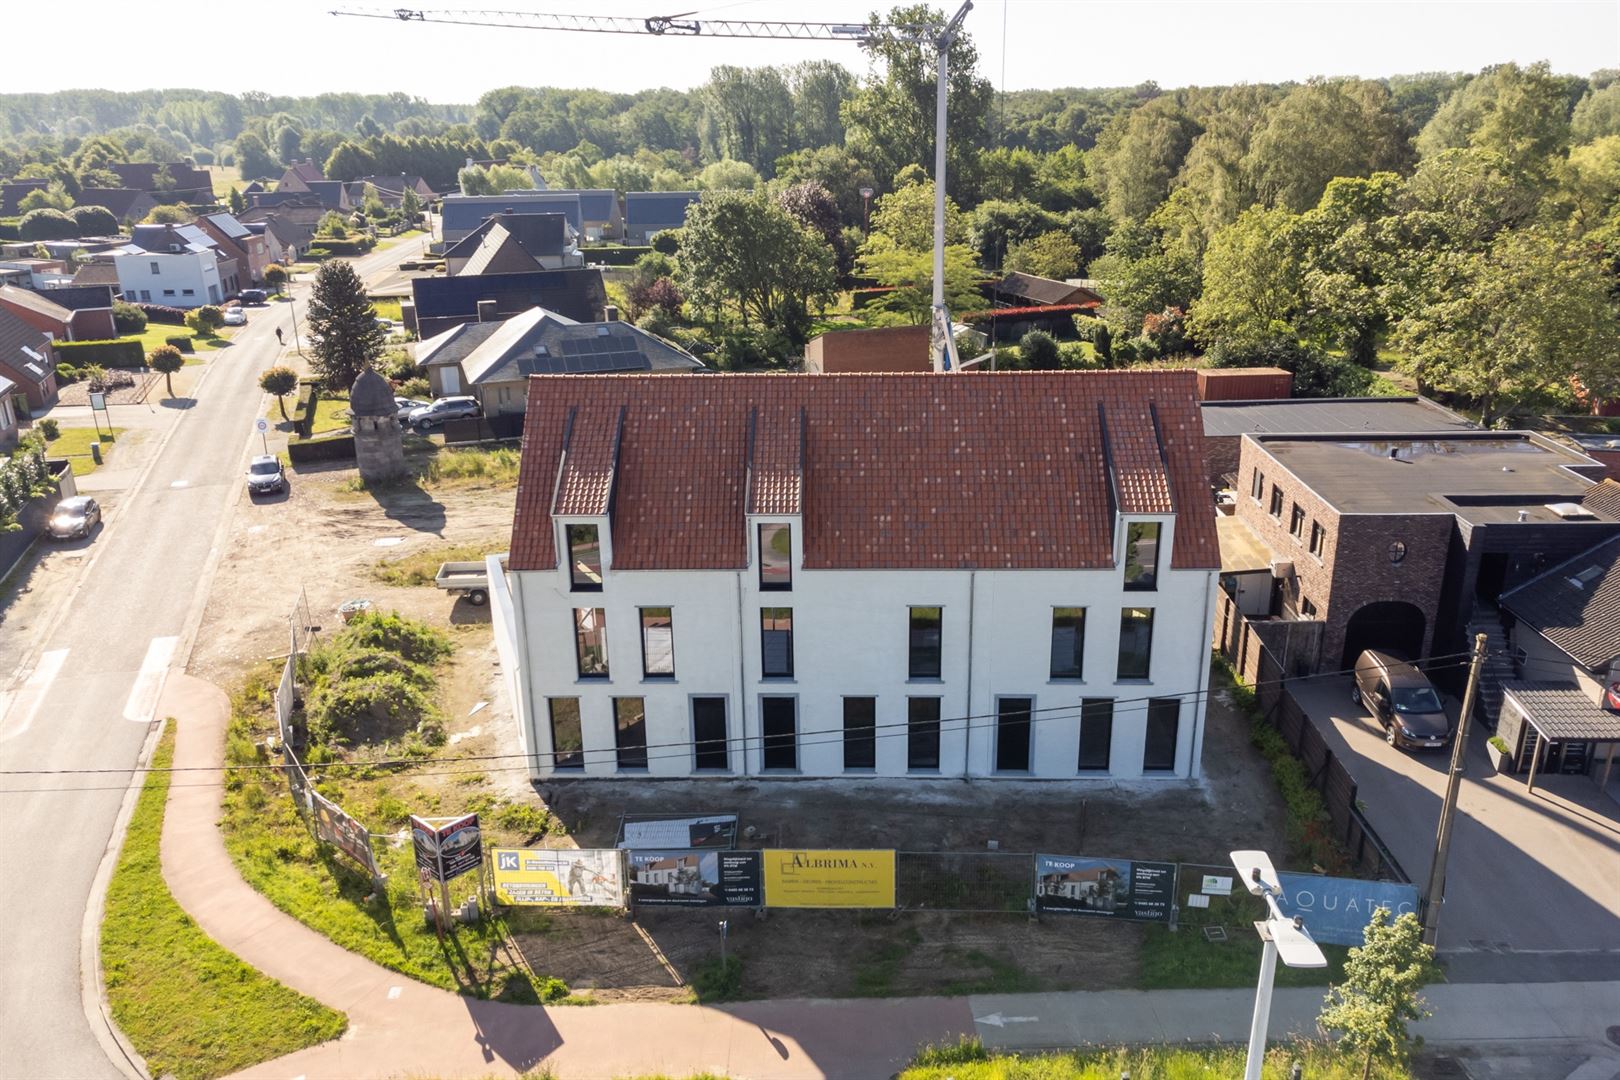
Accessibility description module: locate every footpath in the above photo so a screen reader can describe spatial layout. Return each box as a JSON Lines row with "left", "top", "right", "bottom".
{"left": 156, "top": 674, "right": 1620, "bottom": 1080}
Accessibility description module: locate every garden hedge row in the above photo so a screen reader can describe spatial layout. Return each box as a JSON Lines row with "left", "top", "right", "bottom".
{"left": 137, "top": 302, "right": 187, "bottom": 325}
{"left": 306, "top": 236, "right": 376, "bottom": 257}
{"left": 0, "top": 219, "right": 18, "bottom": 241}
{"left": 293, "top": 378, "right": 322, "bottom": 439}
{"left": 54, "top": 339, "right": 145, "bottom": 369}
{"left": 287, "top": 432, "right": 355, "bottom": 464}
{"left": 585, "top": 245, "right": 653, "bottom": 266}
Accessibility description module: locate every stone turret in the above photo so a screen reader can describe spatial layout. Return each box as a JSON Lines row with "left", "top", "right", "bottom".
{"left": 350, "top": 367, "right": 405, "bottom": 484}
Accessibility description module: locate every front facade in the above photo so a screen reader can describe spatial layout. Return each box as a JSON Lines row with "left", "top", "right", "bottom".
{"left": 196, "top": 213, "right": 270, "bottom": 284}
{"left": 493, "top": 371, "right": 1220, "bottom": 783}
{"left": 0, "top": 307, "right": 58, "bottom": 411}
{"left": 623, "top": 191, "right": 699, "bottom": 244}
{"left": 112, "top": 224, "right": 223, "bottom": 308}
{"left": 439, "top": 194, "right": 585, "bottom": 245}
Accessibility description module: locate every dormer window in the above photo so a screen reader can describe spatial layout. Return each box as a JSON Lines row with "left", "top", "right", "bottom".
{"left": 567, "top": 524, "right": 603, "bottom": 591}
{"left": 759, "top": 523, "right": 791, "bottom": 591}
{"left": 1123, "top": 522, "right": 1161, "bottom": 591}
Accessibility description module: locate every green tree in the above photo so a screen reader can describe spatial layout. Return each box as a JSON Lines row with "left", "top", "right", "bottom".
{"left": 18, "top": 208, "right": 78, "bottom": 241}
{"left": 147, "top": 345, "right": 184, "bottom": 399}
{"left": 112, "top": 302, "right": 147, "bottom": 335}
{"left": 143, "top": 205, "right": 192, "bottom": 225}
{"left": 676, "top": 189, "right": 835, "bottom": 338}
{"left": 788, "top": 60, "right": 855, "bottom": 150}
{"left": 1556, "top": 135, "right": 1620, "bottom": 233}
{"left": 1572, "top": 82, "right": 1620, "bottom": 143}
{"left": 868, "top": 179, "right": 967, "bottom": 253}
{"left": 1090, "top": 96, "right": 1201, "bottom": 221}
{"left": 227, "top": 186, "right": 246, "bottom": 215}
{"left": 1006, "top": 230, "right": 1083, "bottom": 280}
{"left": 858, "top": 243, "right": 982, "bottom": 324}
{"left": 1189, "top": 204, "right": 1304, "bottom": 349}
{"left": 1087, "top": 222, "right": 1201, "bottom": 335}
{"left": 69, "top": 204, "right": 118, "bottom": 236}
{"left": 263, "top": 264, "right": 288, "bottom": 294}
{"left": 1419, "top": 62, "right": 1575, "bottom": 172}
{"left": 399, "top": 186, "right": 422, "bottom": 223}
{"left": 700, "top": 65, "right": 792, "bottom": 175}
{"left": 1019, "top": 329, "right": 1060, "bottom": 369}
{"left": 305, "top": 260, "right": 386, "bottom": 390}
{"left": 17, "top": 182, "right": 73, "bottom": 213}
{"left": 1292, "top": 173, "right": 1403, "bottom": 363}
{"left": 774, "top": 145, "right": 876, "bottom": 226}
{"left": 695, "top": 159, "right": 761, "bottom": 191}
{"left": 1319, "top": 909, "right": 1436, "bottom": 1080}
{"left": 259, "top": 366, "right": 300, "bottom": 421}
{"left": 185, "top": 305, "right": 224, "bottom": 334}
{"left": 1244, "top": 78, "right": 1411, "bottom": 211}
{"left": 969, "top": 198, "right": 1062, "bottom": 268}
{"left": 235, "top": 131, "right": 277, "bottom": 179}
{"left": 317, "top": 211, "right": 348, "bottom": 238}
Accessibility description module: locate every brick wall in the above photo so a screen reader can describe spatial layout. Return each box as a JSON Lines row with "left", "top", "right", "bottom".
{"left": 803, "top": 325, "right": 930, "bottom": 373}
{"left": 1204, "top": 434, "right": 1240, "bottom": 488}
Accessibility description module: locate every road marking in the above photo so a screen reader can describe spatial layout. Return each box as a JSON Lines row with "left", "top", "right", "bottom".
{"left": 387, "top": 986, "right": 402, "bottom": 1000}
{"left": 974, "top": 1013, "right": 1038, "bottom": 1027}
{"left": 122, "top": 637, "right": 178, "bottom": 724}
{"left": 0, "top": 649, "right": 69, "bottom": 743}
{"left": 170, "top": 480, "right": 189, "bottom": 488}
{"left": 373, "top": 537, "right": 404, "bottom": 547}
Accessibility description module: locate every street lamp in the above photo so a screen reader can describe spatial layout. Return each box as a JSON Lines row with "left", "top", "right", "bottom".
{"left": 1232, "top": 849, "right": 1325, "bottom": 1080}
{"left": 860, "top": 185, "right": 874, "bottom": 233}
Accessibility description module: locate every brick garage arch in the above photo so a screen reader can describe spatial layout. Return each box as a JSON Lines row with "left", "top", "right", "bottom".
{"left": 1340, "top": 600, "right": 1427, "bottom": 669}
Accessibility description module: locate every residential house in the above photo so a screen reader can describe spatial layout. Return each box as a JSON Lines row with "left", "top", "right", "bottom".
{"left": 111, "top": 223, "right": 224, "bottom": 308}
{"left": 245, "top": 191, "right": 326, "bottom": 212}
{"left": 0, "top": 285, "right": 111, "bottom": 342}
{"left": 240, "top": 181, "right": 266, "bottom": 196}
{"left": 408, "top": 268, "right": 607, "bottom": 339}
{"left": 623, "top": 191, "right": 699, "bottom": 244}
{"left": 276, "top": 159, "right": 325, "bottom": 191}
{"left": 300, "top": 180, "right": 355, "bottom": 214}
{"left": 993, "top": 271, "right": 1104, "bottom": 310}
{"left": 0, "top": 374, "right": 20, "bottom": 449}
{"left": 0, "top": 259, "right": 72, "bottom": 290}
{"left": 71, "top": 262, "right": 121, "bottom": 292}
{"left": 38, "top": 284, "right": 118, "bottom": 339}
{"left": 238, "top": 205, "right": 324, "bottom": 262}
{"left": 569, "top": 189, "right": 622, "bottom": 242}
{"left": 439, "top": 193, "right": 584, "bottom": 245}
{"left": 348, "top": 174, "right": 436, "bottom": 209}
{"left": 487, "top": 370, "right": 1219, "bottom": 781}
{"left": 0, "top": 180, "right": 49, "bottom": 216}
{"left": 443, "top": 212, "right": 581, "bottom": 275}
{"left": 74, "top": 188, "right": 157, "bottom": 226}
{"left": 415, "top": 305, "right": 702, "bottom": 415}
{"left": 0, "top": 307, "right": 59, "bottom": 412}
{"left": 107, "top": 163, "right": 213, "bottom": 203}
{"left": 803, "top": 326, "right": 930, "bottom": 373}
{"left": 196, "top": 212, "right": 270, "bottom": 285}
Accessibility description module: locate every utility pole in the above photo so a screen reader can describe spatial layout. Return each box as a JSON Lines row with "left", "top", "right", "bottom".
{"left": 928, "top": 1, "right": 972, "bottom": 374}
{"left": 1421, "top": 632, "right": 1488, "bottom": 947}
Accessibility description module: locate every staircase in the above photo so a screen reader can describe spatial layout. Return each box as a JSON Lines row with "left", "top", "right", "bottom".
{"left": 1464, "top": 606, "right": 1516, "bottom": 731}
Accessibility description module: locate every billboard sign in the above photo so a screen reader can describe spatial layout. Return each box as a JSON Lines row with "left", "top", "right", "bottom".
{"left": 628, "top": 849, "right": 763, "bottom": 907}
{"left": 312, "top": 792, "right": 379, "bottom": 879}
{"left": 618, "top": 815, "right": 737, "bottom": 850}
{"left": 1276, "top": 873, "right": 1420, "bottom": 946}
{"left": 1035, "top": 854, "right": 1176, "bottom": 921}
{"left": 410, "top": 813, "right": 482, "bottom": 883}
{"left": 490, "top": 848, "right": 623, "bottom": 906}
{"left": 761, "top": 849, "right": 895, "bottom": 908}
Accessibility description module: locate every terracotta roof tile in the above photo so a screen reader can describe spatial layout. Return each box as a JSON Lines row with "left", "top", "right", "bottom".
{"left": 748, "top": 405, "right": 802, "bottom": 515}
{"left": 551, "top": 405, "right": 620, "bottom": 516}
{"left": 509, "top": 372, "right": 1218, "bottom": 573}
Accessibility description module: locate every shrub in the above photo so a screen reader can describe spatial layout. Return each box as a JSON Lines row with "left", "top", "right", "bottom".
{"left": 53, "top": 338, "right": 145, "bottom": 369}
{"left": 1488, "top": 735, "right": 1510, "bottom": 755}
{"left": 18, "top": 208, "right": 77, "bottom": 241}
{"left": 69, "top": 205, "right": 119, "bottom": 236}
{"left": 0, "top": 218, "right": 18, "bottom": 241}
{"left": 185, "top": 305, "right": 224, "bottom": 333}
{"left": 303, "top": 672, "right": 435, "bottom": 746}
{"left": 692, "top": 955, "right": 743, "bottom": 1002}
{"left": 55, "top": 364, "right": 80, "bottom": 384}
{"left": 38, "top": 419, "right": 59, "bottom": 441}
{"left": 1019, "top": 330, "right": 1061, "bottom": 370}
{"left": 165, "top": 334, "right": 193, "bottom": 353}
{"left": 137, "top": 302, "right": 187, "bottom": 325}
{"left": 112, "top": 302, "right": 148, "bottom": 335}
{"left": 382, "top": 352, "right": 417, "bottom": 382}
{"left": 338, "top": 610, "right": 452, "bottom": 665}
{"left": 494, "top": 803, "right": 553, "bottom": 838}
{"left": 651, "top": 230, "right": 680, "bottom": 254}
{"left": 587, "top": 245, "right": 654, "bottom": 267}
{"left": 286, "top": 432, "right": 355, "bottom": 464}
{"left": 397, "top": 376, "right": 430, "bottom": 400}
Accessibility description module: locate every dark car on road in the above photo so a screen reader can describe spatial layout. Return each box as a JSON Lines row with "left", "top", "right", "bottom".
{"left": 239, "top": 289, "right": 268, "bottom": 305}
{"left": 47, "top": 496, "right": 100, "bottom": 539}
{"left": 1352, "top": 650, "right": 1452, "bottom": 750}
{"left": 245, "top": 454, "right": 287, "bottom": 497}
{"left": 407, "top": 396, "right": 481, "bottom": 431}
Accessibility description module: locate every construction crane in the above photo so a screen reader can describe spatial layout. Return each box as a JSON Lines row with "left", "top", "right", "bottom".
{"left": 330, "top": 2, "right": 974, "bottom": 372}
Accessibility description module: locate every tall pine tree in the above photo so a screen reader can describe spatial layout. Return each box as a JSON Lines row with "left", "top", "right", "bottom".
{"left": 305, "top": 260, "right": 385, "bottom": 391}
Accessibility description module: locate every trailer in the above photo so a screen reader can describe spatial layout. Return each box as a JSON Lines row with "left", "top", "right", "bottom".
{"left": 435, "top": 561, "right": 489, "bottom": 606}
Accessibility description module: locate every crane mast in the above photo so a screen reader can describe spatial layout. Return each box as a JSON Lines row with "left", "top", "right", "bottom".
{"left": 332, "top": 2, "right": 974, "bottom": 371}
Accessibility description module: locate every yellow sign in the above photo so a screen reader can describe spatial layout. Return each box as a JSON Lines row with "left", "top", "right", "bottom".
{"left": 490, "top": 848, "right": 623, "bottom": 907}
{"left": 762, "top": 849, "right": 895, "bottom": 908}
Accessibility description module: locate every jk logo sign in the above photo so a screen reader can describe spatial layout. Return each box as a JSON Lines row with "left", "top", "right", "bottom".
{"left": 498, "top": 852, "right": 519, "bottom": 871}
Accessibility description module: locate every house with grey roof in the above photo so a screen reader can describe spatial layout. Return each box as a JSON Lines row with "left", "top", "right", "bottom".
{"left": 0, "top": 180, "right": 49, "bottom": 216}
{"left": 438, "top": 193, "right": 584, "bottom": 245}
{"left": 415, "top": 305, "right": 702, "bottom": 415}
{"left": 566, "top": 189, "right": 622, "bottom": 241}
{"left": 1501, "top": 526, "right": 1620, "bottom": 709}
{"left": 108, "top": 162, "right": 213, "bottom": 202}
{"left": 623, "top": 191, "right": 699, "bottom": 243}
{"left": 443, "top": 213, "right": 581, "bottom": 275}
{"left": 348, "top": 174, "right": 437, "bottom": 209}
{"left": 76, "top": 187, "right": 158, "bottom": 224}
{"left": 409, "top": 267, "right": 607, "bottom": 338}
{"left": 111, "top": 223, "right": 224, "bottom": 307}
{"left": 0, "top": 306, "right": 58, "bottom": 412}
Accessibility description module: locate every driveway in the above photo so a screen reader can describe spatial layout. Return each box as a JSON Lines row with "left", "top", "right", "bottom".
{"left": 1288, "top": 678, "right": 1620, "bottom": 961}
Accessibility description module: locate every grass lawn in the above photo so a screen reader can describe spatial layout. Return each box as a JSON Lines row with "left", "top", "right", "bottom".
{"left": 902, "top": 1039, "right": 1413, "bottom": 1080}
{"left": 343, "top": 446, "right": 522, "bottom": 494}
{"left": 372, "top": 536, "right": 505, "bottom": 588}
{"left": 44, "top": 426, "right": 121, "bottom": 476}
{"left": 1138, "top": 891, "right": 1348, "bottom": 990}
{"left": 371, "top": 297, "right": 404, "bottom": 323}
{"left": 124, "top": 323, "right": 228, "bottom": 357}
{"left": 101, "top": 728, "right": 347, "bottom": 1080}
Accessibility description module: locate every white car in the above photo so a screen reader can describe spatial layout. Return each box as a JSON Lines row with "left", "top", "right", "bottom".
{"left": 394, "top": 396, "right": 429, "bottom": 421}
{"left": 222, "top": 307, "right": 247, "bottom": 326}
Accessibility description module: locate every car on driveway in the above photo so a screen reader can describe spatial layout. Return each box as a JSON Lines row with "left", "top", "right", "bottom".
{"left": 1352, "top": 649, "right": 1451, "bottom": 750}
{"left": 222, "top": 307, "right": 247, "bottom": 326}
{"left": 407, "top": 396, "right": 480, "bottom": 430}
{"left": 245, "top": 454, "right": 287, "bottom": 497}
{"left": 394, "top": 396, "right": 429, "bottom": 421}
{"left": 47, "top": 496, "right": 100, "bottom": 539}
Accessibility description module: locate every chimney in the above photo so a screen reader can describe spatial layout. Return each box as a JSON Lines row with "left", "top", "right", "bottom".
{"left": 476, "top": 299, "right": 497, "bottom": 323}
{"left": 604, "top": 305, "right": 619, "bottom": 322}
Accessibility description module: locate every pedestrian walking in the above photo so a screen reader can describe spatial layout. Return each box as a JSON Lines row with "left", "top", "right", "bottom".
{"left": 275, "top": 327, "right": 284, "bottom": 345}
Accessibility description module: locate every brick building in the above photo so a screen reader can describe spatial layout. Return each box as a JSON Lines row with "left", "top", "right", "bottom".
{"left": 803, "top": 325, "right": 929, "bottom": 373}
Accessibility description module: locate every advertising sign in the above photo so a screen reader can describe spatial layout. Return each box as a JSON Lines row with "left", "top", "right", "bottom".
{"left": 491, "top": 848, "right": 623, "bottom": 906}
{"left": 1034, "top": 854, "right": 1176, "bottom": 921}
{"left": 1277, "top": 873, "right": 1420, "bottom": 946}
{"left": 628, "top": 849, "right": 763, "bottom": 907}
{"left": 410, "top": 813, "right": 482, "bottom": 883}
{"left": 312, "top": 792, "right": 379, "bottom": 879}
{"left": 761, "top": 849, "right": 895, "bottom": 908}
{"left": 618, "top": 815, "right": 738, "bottom": 850}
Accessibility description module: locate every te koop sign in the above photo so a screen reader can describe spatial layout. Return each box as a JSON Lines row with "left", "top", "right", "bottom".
{"left": 1276, "top": 873, "right": 1419, "bottom": 946}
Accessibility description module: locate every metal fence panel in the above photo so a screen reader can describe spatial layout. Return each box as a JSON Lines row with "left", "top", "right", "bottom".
{"left": 895, "top": 851, "right": 1034, "bottom": 913}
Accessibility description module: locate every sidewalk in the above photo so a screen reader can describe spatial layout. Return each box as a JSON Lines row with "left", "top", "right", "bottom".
{"left": 157, "top": 674, "right": 1620, "bottom": 1080}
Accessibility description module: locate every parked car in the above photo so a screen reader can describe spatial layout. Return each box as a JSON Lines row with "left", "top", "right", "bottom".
{"left": 239, "top": 289, "right": 268, "bottom": 305}
{"left": 1352, "top": 650, "right": 1451, "bottom": 750}
{"left": 221, "top": 307, "right": 247, "bottom": 326}
{"left": 245, "top": 454, "right": 287, "bottom": 496}
{"left": 47, "top": 496, "right": 100, "bottom": 539}
{"left": 407, "top": 396, "right": 481, "bottom": 430}
{"left": 394, "top": 396, "right": 429, "bottom": 421}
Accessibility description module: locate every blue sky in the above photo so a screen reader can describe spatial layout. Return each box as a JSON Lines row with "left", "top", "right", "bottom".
{"left": 7, "top": 0, "right": 1617, "bottom": 100}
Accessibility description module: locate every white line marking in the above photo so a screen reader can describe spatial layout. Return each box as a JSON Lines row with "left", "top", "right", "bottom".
{"left": 122, "top": 637, "right": 178, "bottom": 724}
{"left": 0, "top": 649, "right": 69, "bottom": 743}
{"left": 387, "top": 986, "right": 402, "bottom": 1000}
{"left": 169, "top": 480, "right": 189, "bottom": 488}
{"left": 373, "top": 537, "right": 404, "bottom": 547}
{"left": 974, "top": 1013, "right": 1038, "bottom": 1027}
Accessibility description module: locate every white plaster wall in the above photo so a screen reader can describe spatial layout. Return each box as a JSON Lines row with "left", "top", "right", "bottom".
{"left": 114, "top": 249, "right": 222, "bottom": 308}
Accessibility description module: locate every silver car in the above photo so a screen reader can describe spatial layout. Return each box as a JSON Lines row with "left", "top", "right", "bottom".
{"left": 246, "top": 454, "right": 287, "bottom": 496}
{"left": 47, "top": 496, "right": 100, "bottom": 539}
{"left": 407, "top": 396, "right": 481, "bottom": 430}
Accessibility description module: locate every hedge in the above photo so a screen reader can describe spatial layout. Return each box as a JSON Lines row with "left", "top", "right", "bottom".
{"left": 287, "top": 432, "right": 355, "bottom": 464}
{"left": 0, "top": 219, "right": 18, "bottom": 241}
{"left": 852, "top": 286, "right": 898, "bottom": 310}
{"left": 137, "top": 303, "right": 187, "bottom": 326}
{"left": 586, "top": 245, "right": 653, "bottom": 266}
{"left": 306, "top": 236, "right": 376, "bottom": 257}
{"left": 294, "top": 378, "right": 322, "bottom": 439}
{"left": 54, "top": 339, "right": 145, "bottom": 369}
{"left": 165, "top": 335, "right": 193, "bottom": 354}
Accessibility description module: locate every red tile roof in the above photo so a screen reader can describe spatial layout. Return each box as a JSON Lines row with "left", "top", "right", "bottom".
{"left": 748, "top": 405, "right": 802, "bottom": 515}
{"left": 509, "top": 372, "right": 1217, "bottom": 573}
{"left": 551, "top": 405, "right": 621, "bottom": 516}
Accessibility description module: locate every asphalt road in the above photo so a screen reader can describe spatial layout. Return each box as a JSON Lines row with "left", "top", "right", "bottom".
{"left": 0, "top": 239, "right": 413, "bottom": 1079}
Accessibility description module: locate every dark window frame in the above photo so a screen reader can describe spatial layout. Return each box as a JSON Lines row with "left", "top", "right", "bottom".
{"left": 761, "top": 695, "right": 797, "bottom": 771}
{"left": 995, "top": 696, "right": 1034, "bottom": 773}
{"left": 907, "top": 697, "right": 942, "bottom": 771}
{"left": 908, "top": 606, "right": 943, "bottom": 679}
{"left": 1251, "top": 469, "right": 1264, "bottom": 500}
{"left": 1269, "top": 484, "right": 1285, "bottom": 519}
{"left": 1078, "top": 697, "right": 1114, "bottom": 772}
{"left": 1309, "top": 521, "right": 1326, "bottom": 557}
{"left": 692, "top": 696, "right": 729, "bottom": 771}
{"left": 1289, "top": 504, "right": 1305, "bottom": 539}
{"left": 842, "top": 696, "right": 877, "bottom": 771}
{"left": 613, "top": 697, "right": 648, "bottom": 770}
{"left": 1123, "top": 522, "right": 1161, "bottom": 592}
{"left": 639, "top": 606, "right": 675, "bottom": 678}
{"left": 1117, "top": 607, "right": 1155, "bottom": 681}
{"left": 548, "top": 697, "right": 584, "bottom": 771}
{"left": 1050, "top": 607, "right": 1086, "bottom": 680}
{"left": 758, "top": 523, "right": 792, "bottom": 591}
{"left": 760, "top": 607, "right": 794, "bottom": 679}
{"left": 1144, "top": 697, "right": 1180, "bottom": 772}
{"left": 573, "top": 607, "right": 609, "bottom": 679}
{"left": 567, "top": 523, "right": 603, "bottom": 591}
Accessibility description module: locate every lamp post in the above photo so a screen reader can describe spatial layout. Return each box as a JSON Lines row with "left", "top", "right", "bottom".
{"left": 859, "top": 185, "right": 873, "bottom": 233}
{"left": 288, "top": 295, "right": 305, "bottom": 358}
{"left": 1232, "top": 849, "right": 1326, "bottom": 1080}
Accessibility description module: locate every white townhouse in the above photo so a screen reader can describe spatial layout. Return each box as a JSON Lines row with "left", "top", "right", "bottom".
{"left": 489, "top": 371, "right": 1221, "bottom": 782}
{"left": 111, "top": 223, "right": 224, "bottom": 308}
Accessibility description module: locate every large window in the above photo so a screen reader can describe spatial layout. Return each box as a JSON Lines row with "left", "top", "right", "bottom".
{"left": 996, "top": 697, "right": 1033, "bottom": 772}
{"left": 1078, "top": 698, "right": 1113, "bottom": 772}
{"left": 640, "top": 607, "right": 674, "bottom": 677}
{"left": 1269, "top": 485, "right": 1285, "bottom": 518}
{"left": 907, "top": 697, "right": 942, "bottom": 770}
{"left": 761, "top": 696, "right": 797, "bottom": 770}
{"left": 574, "top": 608, "right": 608, "bottom": 678}
{"left": 759, "top": 523, "right": 792, "bottom": 590}
{"left": 692, "top": 697, "right": 729, "bottom": 771}
{"left": 1117, "top": 607, "right": 1154, "bottom": 680}
{"left": 614, "top": 698, "right": 648, "bottom": 770}
{"left": 548, "top": 698, "right": 583, "bottom": 770}
{"left": 1289, "top": 505, "right": 1306, "bottom": 540}
{"left": 1124, "top": 523, "right": 1160, "bottom": 591}
{"left": 843, "top": 697, "right": 877, "bottom": 770}
{"left": 1144, "top": 697, "right": 1180, "bottom": 771}
{"left": 567, "top": 524, "right": 602, "bottom": 591}
{"left": 909, "top": 606, "right": 942, "bottom": 679}
{"left": 760, "top": 608, "right": 794, "bottom": 678}
{"left": 1309, "top": 521, "right": 1326, "bottom": 557}
{"left": 1050, "top": 607, "right": 1086, "bottom": 679}
{"left": 1251, "top": 469, "right": 1264, "bottom": 500}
